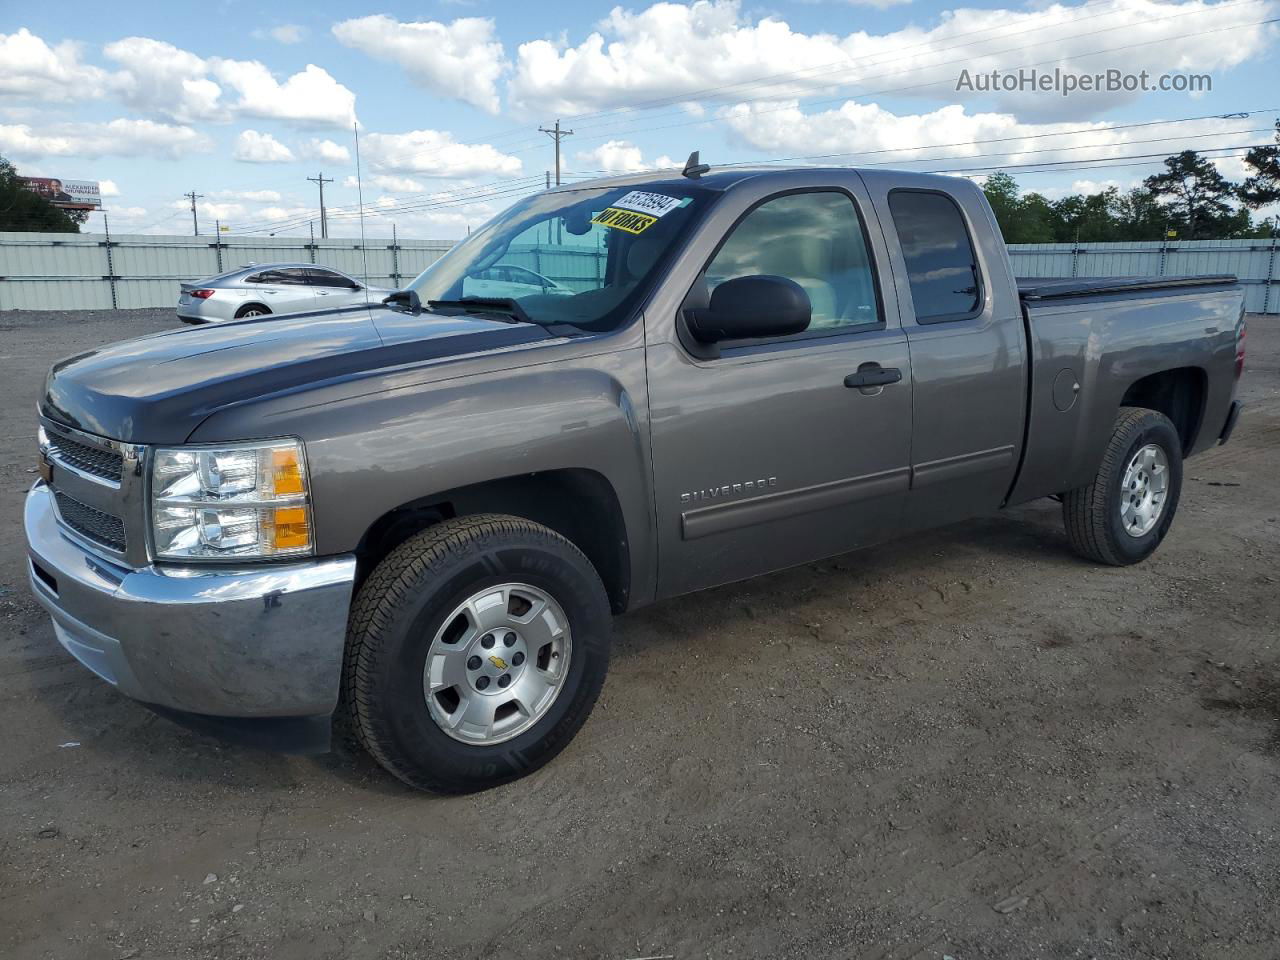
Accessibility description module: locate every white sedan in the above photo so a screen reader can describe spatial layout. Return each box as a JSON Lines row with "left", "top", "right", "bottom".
{"left": 461, "top": 264, "right": 576, "bottom": 300}
{"left": 176, "top": 263, "right": 391, "bottom": 323}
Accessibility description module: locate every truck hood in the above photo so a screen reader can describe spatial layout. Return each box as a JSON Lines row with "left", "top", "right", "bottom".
{"left": 41, "top": 304, "right": 553, "bottom": 444}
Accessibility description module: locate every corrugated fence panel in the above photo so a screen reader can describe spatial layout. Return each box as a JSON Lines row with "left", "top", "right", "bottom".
{"left": 1008, "top": 239, "right": 1278, "bottom": 314}
{"left": 0, "top": 232, "right": 454, "bottom": 310}
{"left": 2, "top": 231, "right": 1275, "bottom": 313}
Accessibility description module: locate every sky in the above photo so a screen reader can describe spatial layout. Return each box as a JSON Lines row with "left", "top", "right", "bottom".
{"left": 1, "top": 0, "right": 1278, "bottom": 239}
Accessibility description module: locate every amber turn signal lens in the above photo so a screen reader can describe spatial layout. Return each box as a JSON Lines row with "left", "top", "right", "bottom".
{"left": 271, "top": 448, "right": 305, "bottom": 495}
{"left": 269, "top": 506, "right": 311, "bottom": 549}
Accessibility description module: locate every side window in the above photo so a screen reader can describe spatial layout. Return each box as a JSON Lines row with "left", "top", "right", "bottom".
{"left": 888, "top": 191, "right": 982, "bottom": 323}
{"left": 308, "top": 269, "right": 351, "bottom": 288}
{"left": 276, "top": 268, "right": 311, "bottom": 286}
{"left": 704, "top": 191, "right": 880, "bottom": 335}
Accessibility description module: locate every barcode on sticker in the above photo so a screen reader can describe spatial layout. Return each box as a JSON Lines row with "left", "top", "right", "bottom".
{"left": 612, "top": 191, "right": 684, "bottom": 217}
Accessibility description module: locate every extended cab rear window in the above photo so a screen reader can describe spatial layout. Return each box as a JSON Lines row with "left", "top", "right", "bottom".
{"left": 888, "top": 190, "right": 982, "bottom": 324}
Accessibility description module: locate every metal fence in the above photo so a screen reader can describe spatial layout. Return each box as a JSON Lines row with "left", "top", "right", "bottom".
{"left": 2, "top": 231, "right": 1277, "bottom": 314}
{"left": 0, "top": 231, "right": 455, "bottom": 311}
{"left": 1007, "top": 239, "right": 1280, "bottom": 314}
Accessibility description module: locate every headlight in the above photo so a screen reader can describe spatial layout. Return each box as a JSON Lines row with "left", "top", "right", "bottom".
{"left": 150, "top": 439, "right": 313, "bottom": 560}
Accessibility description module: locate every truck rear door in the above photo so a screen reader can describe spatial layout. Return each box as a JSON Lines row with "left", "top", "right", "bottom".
{"left": 860, "top": 173, "right": 1027, "bottom": 530}
{"left": 645, "top": 175, "right": 913, "bottom": 598}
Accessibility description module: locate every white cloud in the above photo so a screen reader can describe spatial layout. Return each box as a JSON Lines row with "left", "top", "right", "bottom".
{"left": 720, "top": 99, "right": 1258, "bottom": 175}
{"left": 177, "top": 199, "right": 248, "bottom": 221}
{"left": 212, "top": 60, "right": 357, "bottom": 128}
{"left": 0, "top": 119, "right": 214, "bottom": 160}
{"left": 104, "top": 37, "right": 224, "bottom": 123}
{"left": 213, "top": 188, "right": 283, "bottom": 202}
{"left": 570, "top": 140, "right": 676, "bottom": 174}
{"left": 232, "top": 129, "right": 296, "bottom": 163}
{"left": 302, "top": 137, "right": 351, "bottom": 163}
{"left": 510, "top": 0, "right": 1279, "bottom": 117}
{"left": 362, "top": 129, "right": 522, "bottom": 178}
{"left": 267, "top": 25, "right": 307, "bottom": 44}
{"left": 345, "top": 173, "right": 429, "bottom": 193}
{"left": 101, "top": 37, "right": 357, "bottom": 128}
{"left": 99, "top": 179, "right": 120, "bottom": 197}
{"left": 333, "top": 15, "right": 506, "bottom": 113}
{"left": 1032, "top": 178, "right": 1136, "bottom": 199}
{"left": 0, "top": 29, "right": 107, "bottom": 102}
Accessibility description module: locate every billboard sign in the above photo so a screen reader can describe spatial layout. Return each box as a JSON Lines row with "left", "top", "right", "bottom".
{"left": 19, "top": 177, "right": 102, "bottom": 211}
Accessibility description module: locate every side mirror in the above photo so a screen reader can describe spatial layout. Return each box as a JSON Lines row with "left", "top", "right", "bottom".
{"left": 685, "top": 275, "right": 811, "bottom": 344}
{"left": 382, "top": 289, "right": 422, "bottom": 313}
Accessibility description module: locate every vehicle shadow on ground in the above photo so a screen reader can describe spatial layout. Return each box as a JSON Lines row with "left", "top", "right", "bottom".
{"left": 23, "top": 500, "right": 1075, "bottom": 798}
{"left": 612, "top": 499, "right": 1074, "bottom": 661}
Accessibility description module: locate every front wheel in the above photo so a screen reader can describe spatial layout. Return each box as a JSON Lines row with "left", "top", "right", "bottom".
{"left": 343, "top": 514, "right": 612, "bottom": 793}
{"left": 1062, "top": 406, "right": 1184, "bottom": 565}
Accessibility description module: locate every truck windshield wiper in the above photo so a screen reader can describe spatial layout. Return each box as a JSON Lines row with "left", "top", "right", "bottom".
{"left": 426, "top": 297, "right": 583, "bottom": 337}
{"left": 426, "top": 297, "right": 536, "bottom": 326}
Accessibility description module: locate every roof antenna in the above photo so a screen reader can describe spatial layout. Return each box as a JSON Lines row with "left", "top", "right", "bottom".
{"left": 682, "top": 150, "right": 710, "bottom": 179}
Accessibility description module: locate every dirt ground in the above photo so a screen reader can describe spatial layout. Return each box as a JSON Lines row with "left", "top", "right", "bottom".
{"left": 0, "top": 308, "right": 1276, "bottom": 960}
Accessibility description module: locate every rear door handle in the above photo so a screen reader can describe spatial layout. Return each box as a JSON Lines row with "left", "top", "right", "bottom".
{"left": 844, "top": 364, "right": 903, "bottom": 388}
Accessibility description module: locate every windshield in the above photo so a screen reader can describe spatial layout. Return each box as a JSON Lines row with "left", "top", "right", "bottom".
{"left": 407, "top": 182, "right": 714, "bottom": 332}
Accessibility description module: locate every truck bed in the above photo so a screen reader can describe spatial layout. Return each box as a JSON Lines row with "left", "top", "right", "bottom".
{"left": 1017, "top": 275, "right": 1237, "bottom": 300}
{"left": 1007, "top": 276, "right": 1245, "bottom": 508}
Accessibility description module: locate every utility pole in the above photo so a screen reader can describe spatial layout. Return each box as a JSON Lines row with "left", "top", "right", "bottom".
{"left": 306, "top": 172, "right": 333, "bottom": 239}
{"left": 538, "top": 120, "right": 574, "bottom": 186}
{"left": 184, "top": 190, "right": 202, "bottom": 236}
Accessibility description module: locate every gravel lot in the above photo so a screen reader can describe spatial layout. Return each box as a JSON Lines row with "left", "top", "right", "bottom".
{"left": 1, "top": 308, "right": 1277, "bottom": 960}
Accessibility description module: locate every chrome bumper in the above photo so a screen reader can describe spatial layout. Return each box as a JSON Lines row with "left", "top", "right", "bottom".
{"left": 24, "top": 482, "right": 357, "bottom": 718}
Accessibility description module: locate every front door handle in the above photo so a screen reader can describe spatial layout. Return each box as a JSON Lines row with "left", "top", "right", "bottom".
{"left": 844, "top": 364, "right": 903, "bottom": 388}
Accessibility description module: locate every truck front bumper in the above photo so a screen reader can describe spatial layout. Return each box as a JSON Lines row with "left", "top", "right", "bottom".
{"left": 24, "top": 483, "right": 357, "bottom": 734}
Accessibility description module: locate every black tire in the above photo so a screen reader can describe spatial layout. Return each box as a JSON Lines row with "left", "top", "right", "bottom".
{"left": 1062, "top": 406, "right": 1184, "bottom": 565}
{"left": 343, "top": 514, "right": 612, "bottom": 793}
{"left": 234, "top": 303, "right": 271, "bottom": 318}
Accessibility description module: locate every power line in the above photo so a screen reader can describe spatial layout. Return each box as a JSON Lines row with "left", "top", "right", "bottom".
{"left": 219, "top": 2, "right": 1274, "bottom": 234}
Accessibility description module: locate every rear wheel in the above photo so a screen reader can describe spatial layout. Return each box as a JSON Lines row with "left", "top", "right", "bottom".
{"left": 343, "top": 514, "right": 612, "bottom": 793}
{"left": 235, "top": 303, "right": 270, "bottom": 318}
{"left": 1062, "top": 406, "right": 1183, "bottom": 565}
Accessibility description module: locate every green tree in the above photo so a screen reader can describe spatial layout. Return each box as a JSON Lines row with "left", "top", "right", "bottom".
{"left": 1143, "top": 150, "right": 1237, "bottom": 240}
{"left": 1113, "top": 187, "right": 1174, "bottom": 241}
{"left": 981, "top": 172, "right": 1053, "bottom": 243}
{"left": 1240, "top": 120, "right": 1280, "bottom": 210}
{"left": 0, "top": 156, "right": 82, "bottom": 233}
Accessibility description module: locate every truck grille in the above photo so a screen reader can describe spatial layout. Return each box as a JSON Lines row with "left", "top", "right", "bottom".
{"left": 47, "top": 433, "right": 123, "bottom": 482}
{"left": 54, "top": 491, "right": 127, "bottom": 553}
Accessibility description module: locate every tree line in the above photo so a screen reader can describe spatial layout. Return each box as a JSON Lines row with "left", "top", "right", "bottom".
{"left": 983, "top": 121, "right": 1280, "bottom": 243}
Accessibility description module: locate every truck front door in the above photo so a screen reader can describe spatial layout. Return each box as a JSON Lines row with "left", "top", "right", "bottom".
{"left": 645, "top": 182, "right": 913, "bottom": 598}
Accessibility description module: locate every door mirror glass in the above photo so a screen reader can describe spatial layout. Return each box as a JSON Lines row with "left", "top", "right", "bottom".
{"left": 686, "top": 275, "right": 811, "bottom": 343}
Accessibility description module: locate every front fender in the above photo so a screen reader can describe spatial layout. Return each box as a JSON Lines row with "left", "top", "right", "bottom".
{"left": 189, "top": 344, "right": 657, "bottom": 605}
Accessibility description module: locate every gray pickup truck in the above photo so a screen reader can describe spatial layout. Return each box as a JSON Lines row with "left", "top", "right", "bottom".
{"left": 25, "top": 164, "right": 1247, "bottom": 793}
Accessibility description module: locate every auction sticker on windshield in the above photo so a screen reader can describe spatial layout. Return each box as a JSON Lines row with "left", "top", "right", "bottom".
{"left": 591, "top": 207, "right": 659, "bottom": 234}
{"left": 612, "top": 191, "right": 685, "bottom": 217}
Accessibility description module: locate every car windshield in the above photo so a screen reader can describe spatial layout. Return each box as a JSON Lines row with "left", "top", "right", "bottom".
{"left": 406, "top": 182, "right": 714, "bottom": 332}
